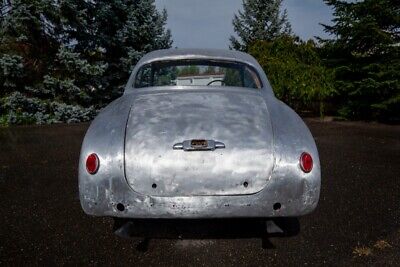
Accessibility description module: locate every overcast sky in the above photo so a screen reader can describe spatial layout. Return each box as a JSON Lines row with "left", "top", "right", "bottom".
{"left": 155, "top": 0, "right": 334, "bottom": 49}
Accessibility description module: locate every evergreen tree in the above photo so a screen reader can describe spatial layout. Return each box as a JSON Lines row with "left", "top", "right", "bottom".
{"left": 320, "top": 0, "right": 399, "bottom": 121}
{"left": 0, "top": 0, "right": 172, "bottom": 125}
{"left": 230, "top": 0, "right": 292, "bottom": 51}
{"left": 60, "top": 0, "right": 172, "bottom": 102}
{"left": 0, "top": 0, "right": 59, "bottom": 96}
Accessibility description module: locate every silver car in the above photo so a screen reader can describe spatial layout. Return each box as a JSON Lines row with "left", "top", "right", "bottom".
{"left": 79, "top": 49, "right": 321, "bottom": 222}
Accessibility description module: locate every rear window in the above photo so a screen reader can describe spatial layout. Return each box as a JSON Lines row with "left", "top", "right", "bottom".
{"left": 134, "top": 59, "right": 262, "bottom": 89}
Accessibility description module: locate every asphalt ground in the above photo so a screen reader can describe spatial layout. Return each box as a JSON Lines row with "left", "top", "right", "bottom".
{"left": 0, "top": 119, "right": 399, "bottom": 266}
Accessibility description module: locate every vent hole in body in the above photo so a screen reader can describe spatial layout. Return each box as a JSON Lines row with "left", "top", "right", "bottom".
{"left": 116, "top": 203, "right": 125, "bottom": 211}
{"left": 243, "top": 181, "right": 248, "bottom": 188}
{"left": 152, "top": 183, "right": 157, "bottom": 189}
{"left": 273, "top": 203, "right": 281, "bottom": 211}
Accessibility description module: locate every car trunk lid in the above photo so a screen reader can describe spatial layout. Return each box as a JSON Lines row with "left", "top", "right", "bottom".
{"left": 124, "top": 89, "right": 274, "bottom": 196}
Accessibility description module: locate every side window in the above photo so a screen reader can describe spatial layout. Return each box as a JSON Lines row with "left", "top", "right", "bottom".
{"left": 135, "top": 66, "right": 152, "bottom": 88}
{"left": 223, "top": 68, "right": 242, "bottom": 87}
{"left": 243, "top": 67, "right": 262, "bottom": 89}
{"left": 153, "top": 66, "right": 178, "bottom": 86}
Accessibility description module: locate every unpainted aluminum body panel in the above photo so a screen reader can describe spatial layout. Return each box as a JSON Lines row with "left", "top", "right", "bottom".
{"left": 125, "top": 89, "right": 274, "bottom": 196}
{"left": 78, "top": 49, "right": 321, "bottom": 218}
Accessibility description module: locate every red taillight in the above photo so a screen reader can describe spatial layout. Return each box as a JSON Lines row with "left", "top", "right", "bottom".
{"left": 86, "top": 153, "right": 99, "bottom": 174}
{"left": 300, "top": 152, "right": 313, "bottom": 173}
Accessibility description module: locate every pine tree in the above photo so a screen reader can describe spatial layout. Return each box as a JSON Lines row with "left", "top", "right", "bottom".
{"left": 0, "top": 0, "right": 172, "bottom": 125}
{"left": 230, "top": 0, "right": 292, "bottom": 51}
{"left": 95, "top": 0, "right": 172, "bottom": 100}
{"left": 0, "top": 0, "right": 60, "bottom": 95}
{"left": 320, "top": 0, "right": 400, "bottom": 121}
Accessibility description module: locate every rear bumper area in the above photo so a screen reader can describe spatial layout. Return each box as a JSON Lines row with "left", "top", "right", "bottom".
{"left": 79, "top": 175, "right": 320, "bottom": 219}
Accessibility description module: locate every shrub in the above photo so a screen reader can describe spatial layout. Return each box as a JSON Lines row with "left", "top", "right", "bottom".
{"left": 249, "top": 36, "right": 336, "bottom": 116}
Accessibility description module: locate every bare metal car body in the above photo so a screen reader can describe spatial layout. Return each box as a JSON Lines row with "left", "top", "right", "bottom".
{"left": 79, "top": 49, "right": 321, "bottom": 219}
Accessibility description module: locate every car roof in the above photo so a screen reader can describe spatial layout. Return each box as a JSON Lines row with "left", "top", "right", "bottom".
{"left": 136, "top": 48, "right": 259, "bottom": 66}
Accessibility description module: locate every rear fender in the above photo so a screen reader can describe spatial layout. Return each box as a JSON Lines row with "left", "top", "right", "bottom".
{"left": 265, "top": 96, "right": 321, "bottom": 214}
{"left": 79, "top": 95, "right": 134, "bottom": 215}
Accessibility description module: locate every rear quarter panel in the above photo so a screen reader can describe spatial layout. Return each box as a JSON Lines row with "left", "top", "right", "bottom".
{"left": 265, "top": 95, "right": 321, "bottom": 212}
{"left": 79, "top": 95, "right": 133, "bottom": 215}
